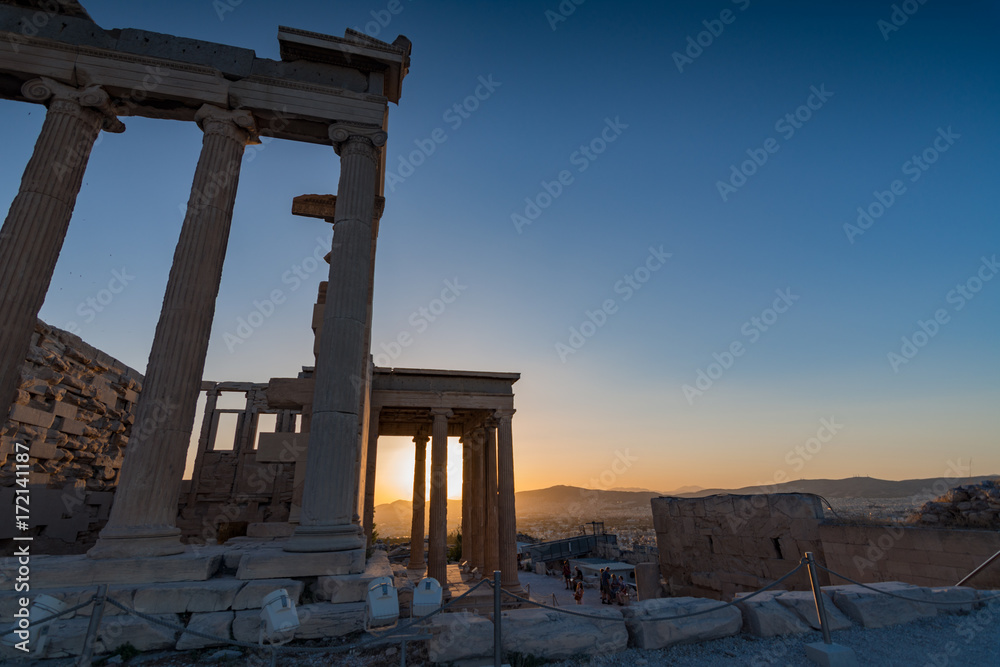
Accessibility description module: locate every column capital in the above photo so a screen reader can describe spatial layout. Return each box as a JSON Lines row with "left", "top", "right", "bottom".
{"left": 22, "top": 77, "right": 125, "bottom": 133}
{"left": 413, "top": 433, "right": 430, "bottom": 446}
{"left": 195, "top": 104, "right": 259, "bottom": 144}
{"left": 329, "top": 122, "right": 386, "bottom": 160}
{"left": 493, "top": 408, "right": 515, "bottom": 422}
{"left": 430, "top": 408, "right": 454, "bottom": 420}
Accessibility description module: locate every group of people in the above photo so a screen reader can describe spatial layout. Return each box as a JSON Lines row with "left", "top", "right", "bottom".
{"left": 562, "top": 561, "right": 586, "bottom": 604}
{"left": 600, "top": 567, "right": 630, "bottom": 606}
{"left": 561, "top": 561, "right": 631, "bottom": 606}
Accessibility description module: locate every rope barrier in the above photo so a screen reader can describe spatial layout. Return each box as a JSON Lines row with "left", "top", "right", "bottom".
{"left": 494, "top": 561, "right": 807, "bottom": 623}
{"left": 816, "top": 564, "right": 1000, "bottom": 604}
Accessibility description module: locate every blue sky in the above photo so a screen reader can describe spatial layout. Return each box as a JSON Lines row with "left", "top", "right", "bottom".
{"left": 4, "top": 0, "right": 998, "bottom": 499}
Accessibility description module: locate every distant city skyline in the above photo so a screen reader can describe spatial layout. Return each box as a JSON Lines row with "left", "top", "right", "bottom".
{"left": 3, "top": 0, "right": 997, "bottom": 505}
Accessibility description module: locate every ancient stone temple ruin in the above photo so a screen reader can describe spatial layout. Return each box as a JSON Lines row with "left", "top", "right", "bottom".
{"left": 0, "top": 1, "right": 520, "bottom": 653}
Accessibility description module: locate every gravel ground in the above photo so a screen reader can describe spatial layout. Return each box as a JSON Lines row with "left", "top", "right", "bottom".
{"left": 19, "top": 598, "right": 999, "bottom": 667}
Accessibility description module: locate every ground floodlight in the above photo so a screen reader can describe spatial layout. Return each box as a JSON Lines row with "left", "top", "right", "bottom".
{"left": 259, "top": 589, "right": 299, "bottom": 645}
{"left": 1, "top": 594, "right": 67, "bottom": 655}
{"left": 412, "top": 577, "right": 443, "bottom": 617}
{"left": 366, "top": 576, "right": 399, "bottom": 628}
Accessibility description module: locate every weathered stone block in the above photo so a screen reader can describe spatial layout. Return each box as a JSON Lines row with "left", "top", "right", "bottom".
{"left": 427, "top": 611, "right": 493, "bottom": 664}
{"left": 621, "top": 597, "right": 742, "bottom": 649}
{"left": 313, "top": 550, "right": 393, "bottom": 603}
{"left": 735, "top": 590, "right": 811, "bottom": 637}
{"left": 133, "top": 579, "right": 244, "bottom": 613}
{"left": 775, "top": 590, "right": 852, "bottom": 631}
{"left": 232, "top": 579, "right": 304, "bottom": 610}
{"left": 826, "top": 582, "right": 936, "bottom": 628}
{"left": 96, "top": 613, "right": 180, "bottom": 653}
{"left": 10, "top": 404, "right": 54, "bottom": 428}
{"left": 501, "top": 607, "right": 627, "bottom": 660}
{"left": 176, "top": 611, "right": 235, "bottom": 650}
{"left": 294, "top": 602, "right": 365, "bottom": 639}
{"left": 236, "top": 546, "right": 364, "bottom": 579}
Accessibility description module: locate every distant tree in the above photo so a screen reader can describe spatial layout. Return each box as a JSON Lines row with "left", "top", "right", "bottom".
{"left": 447, "top": 529, "right": 462, "bottom": 561}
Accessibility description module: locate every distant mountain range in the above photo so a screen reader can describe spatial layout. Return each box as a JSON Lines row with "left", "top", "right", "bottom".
{"left": 373, "top": 475, "right": 998, "bottom": 536}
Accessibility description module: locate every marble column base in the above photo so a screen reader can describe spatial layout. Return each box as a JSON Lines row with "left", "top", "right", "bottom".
{"left": 87, "top": 525, "right": 185, "bottom": 559}
{"left": 283, "top": 522, "right": 365, "bottom": 553}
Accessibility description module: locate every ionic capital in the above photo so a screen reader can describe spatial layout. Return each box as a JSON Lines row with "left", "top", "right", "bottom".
{"left": 493, "top": 408, "right": 515, "bottom": 424}
{"left": 329, "top": 122, "right": 386, "bottom": 161}
{"left": 22, "top": 77, "right": 125, "bottom": 133}
{"left": 195, "top": 104, "right": 259, "bottom": 144}
{"left": 430, "top": 408, "right": 454, "bottom": 420}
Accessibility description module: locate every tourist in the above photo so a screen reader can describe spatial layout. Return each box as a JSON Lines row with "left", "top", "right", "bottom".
{"left": 574, "top": 580, "right": 584, "bottom": 605}
{"left": 600, "top": 567, "right": 611, "bottom": 604}
{"left": 615, "top": 575, "right": 629, "bottom": 606}
{"left": 574, "top": 566, "right": 584, "bottom": 587}
{"left": 609, "top": 572, "right": 620, "bottom": 604}
{"left": 562, "top": 560, "right": 572, "bottom": 589}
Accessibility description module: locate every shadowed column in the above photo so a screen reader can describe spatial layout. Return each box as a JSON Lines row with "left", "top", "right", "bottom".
{"left": 90, "top": 105, "right": 255, "bottom": 559}
{"left": 483, "top": 417, "right": 499, "bottom": 577}
{"left": 0, "top": 78, "right": 123, "bottom": 420}
{"left": 461, "top": 434, "right": 471, "bottom": 563}
{"left": 427, "top": 408, "right": 452, "bottom": 584}
{"left": 496, "top": 409, "right": 520, "bottom": 590}
{"left": 362, "top": 405, "right": 382, "bottom": 547}
{"left": 408, "top": 433, "right": 429, "bottom": 569}
{"left": 286, "top": 123, "right": 386, "bottom": 555}
{"left": 469, "top": 427, "right": 485, "bottom": 573}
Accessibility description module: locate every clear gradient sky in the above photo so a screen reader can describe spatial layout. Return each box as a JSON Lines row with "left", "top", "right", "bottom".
{"left": 4, "top": 1, "right": 998, "bottom": 504}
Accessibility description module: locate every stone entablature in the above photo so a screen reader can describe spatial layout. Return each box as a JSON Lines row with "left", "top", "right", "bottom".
{"left": 0, "top": 5, "right": 410, "bottom": 144}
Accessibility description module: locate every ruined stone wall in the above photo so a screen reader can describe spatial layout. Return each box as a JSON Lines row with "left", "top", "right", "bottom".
{"left": 819, "top": 524, "right": 1000, "bottom": 589}
{"left": 651, "top": 494, "right": 825, "bottom": 600}
{"left": 0, "top": 320, "right": 142, "bottom": 554}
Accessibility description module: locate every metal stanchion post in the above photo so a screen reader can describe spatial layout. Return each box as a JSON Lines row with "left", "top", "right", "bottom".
{"left": 805, "top": 552, "right": 832, "bottom": 645}
{"left": 78, "top": 584, "right": 107, "bottom": 667}
{"left": 493, "top": 570, "right": 501, "bottom": 667}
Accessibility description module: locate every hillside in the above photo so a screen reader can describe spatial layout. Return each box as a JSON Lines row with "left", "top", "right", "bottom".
{"left": 373, "top": 475, "right": 999, "bottom": 537}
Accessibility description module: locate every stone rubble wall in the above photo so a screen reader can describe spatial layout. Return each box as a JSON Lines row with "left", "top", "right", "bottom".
{"left": 651, "top": 494, "right": 825, "bottom": 600}
{"left": 0, "top": 320, "right": 143, "bottom": 555}
{"left": 908, "top": 479, "right": 1000, "bottom": 528}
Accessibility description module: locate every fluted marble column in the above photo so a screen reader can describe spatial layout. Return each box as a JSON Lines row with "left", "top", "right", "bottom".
{"left": 286, "top": 123, "right": 386, "bottom": 554}
{"left": 0, "top": 78, "right": 123, "bottom": 419}
{"left": 496, "top": 409, "right": 520, "bottom": 589}
{"left": 483, "top": 418, "right": 499, "bottom": 577}
{"left": 408, "top": 433, "right": 428, "bottom": 569}
{"left": 90, "top": 105, "right": 255, "bottom": 559}
{"left": 362, "top": 406, "right": 381, "bottom": 547}
{"left": 469, "top": 427, "right": 485, "bottom": 572}
{"left": 427, "top": 408, "right": 452, "bottom": 584}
